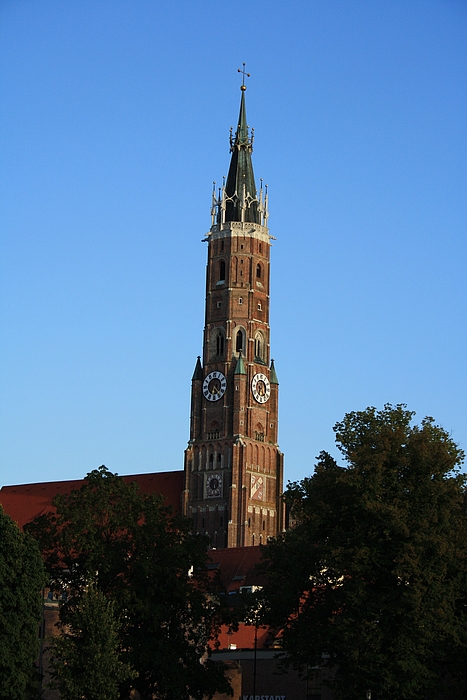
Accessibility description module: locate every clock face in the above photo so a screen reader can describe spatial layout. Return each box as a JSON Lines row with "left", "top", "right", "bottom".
{"left": 203, "top": 371, "right": 227, "bottom": 402}
{"left": 252, "top": 373, "right": 271, "bottom": 404}
{"left": 206, "top": 473, "right": 222, "bottom": 498}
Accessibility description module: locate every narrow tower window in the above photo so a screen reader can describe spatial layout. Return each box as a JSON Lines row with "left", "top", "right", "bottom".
{"left": 256, "top": 263, "right": 262, "bottom": 278}
{"left": 255, "top": 336, "right": 261, "bottom": 358}
{"left": 219, "top": 260, "right": 226, "bottom": 281}
{"left": 216, "top": 331, "right": 224, "bottom": 356}
{"left": 236, "top": 329, "right": 244, "bottom": 353}
{"left": 254, "top": 331, "right": 265, "bottom": 362}
{"left": 211, "top": 327, "right": 225, "bottom": 360}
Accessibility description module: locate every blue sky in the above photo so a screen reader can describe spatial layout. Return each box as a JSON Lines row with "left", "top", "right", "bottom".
{"left": 1, "top": 0, "right": 466, "bottom": 486}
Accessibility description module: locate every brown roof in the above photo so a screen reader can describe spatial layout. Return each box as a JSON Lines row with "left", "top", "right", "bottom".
{"left": 0, "top": 471, "right": 184, "bottom": 529}
{"left": 207, "top": 545, "right": 265, "bottom": 592}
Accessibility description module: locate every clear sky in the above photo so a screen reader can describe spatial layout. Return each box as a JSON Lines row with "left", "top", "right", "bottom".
{"left": 1, "top": 0, "right": 466, "bottom": 487}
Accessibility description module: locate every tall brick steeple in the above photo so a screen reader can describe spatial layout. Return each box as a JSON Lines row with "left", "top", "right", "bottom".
{"left": 183, "top": 79, "right": 284, "bottom": 548}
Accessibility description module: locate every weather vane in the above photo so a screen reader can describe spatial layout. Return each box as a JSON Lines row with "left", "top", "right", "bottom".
{"left": 238, "top": 63, "right": 251, "bottom": 91}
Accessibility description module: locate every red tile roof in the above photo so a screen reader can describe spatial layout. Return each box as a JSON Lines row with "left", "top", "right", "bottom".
{"left": 0, "top": 471, "right": 184, "bottom": 529}
{"left": 215, "top": 623, "right": 273, "bottom": 650}
{"left": 206, "top": 547, "right": 283, "bottom": 651}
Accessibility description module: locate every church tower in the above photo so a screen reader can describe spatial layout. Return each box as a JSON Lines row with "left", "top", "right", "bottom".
{"left": 183, "top": 76, "right": 284, "bottom": 548}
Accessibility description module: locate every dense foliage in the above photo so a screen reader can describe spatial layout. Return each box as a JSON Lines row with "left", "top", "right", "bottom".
{"left": 49, "top": 586, "right": 135, "bottom": 700}
{"left": 260, "top": 405, "right": 467, "bottom": 700}
{"left": 27, "top": 466, "right": 231, "bottom": 700}
{"left": 0, "top": 506, "right": 45, "bottom": 700}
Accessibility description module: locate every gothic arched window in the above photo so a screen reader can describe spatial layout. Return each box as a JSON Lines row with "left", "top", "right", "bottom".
{"left": 211, "top": 327, "right": 225, "bottom": 360}
{"left": 236, "top": 328, "right": 244, "bottom": 353}
{"left": 256, "top": 263, "right": 262, "bottom": 279}
{"left": 254, "top": 331, "right": 265, "bottom": 362}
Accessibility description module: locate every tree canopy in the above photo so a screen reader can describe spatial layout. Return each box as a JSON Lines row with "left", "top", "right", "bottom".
{"left": 0, "top": 506, "right": 45, "bottom": 700}
{"left": 48, "top": 585, "right": 135, "bottom": 700}
{"left": 26, "top": 466, "right": 231, "bottom": 700}
{"left": 260, "top": 405, "right": 467, "bottom": 700}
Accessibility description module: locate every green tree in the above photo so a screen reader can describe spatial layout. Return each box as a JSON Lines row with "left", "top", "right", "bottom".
{"left": 49, "top": 585, "right": 135, "bottom": 700}
{"left": 0, "top": 506, "right": 46, "bottom": 700}
{"left": 27, "top": 467, "right": 231, "bottom": 700}
{"left": 260, "top": 405, "right": 467, "bottom": 700}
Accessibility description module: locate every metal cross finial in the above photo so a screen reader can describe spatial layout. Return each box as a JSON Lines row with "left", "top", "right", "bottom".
{"left": 238, "top": 63, "right": 251, "bottom": 91}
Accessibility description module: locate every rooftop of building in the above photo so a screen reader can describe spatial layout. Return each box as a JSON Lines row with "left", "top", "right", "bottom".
{"left": 0, "top": 470, "right": 184, "bottom": 529}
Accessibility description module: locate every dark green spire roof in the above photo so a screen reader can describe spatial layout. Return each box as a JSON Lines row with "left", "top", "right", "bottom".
{"left": 234, "top": 352, "right": 246, "bottom": 375}
{"left": 269, "top": 359, "right": 279, "bottom": 384}
{"left": 224, "top": 89, "right": 259, "bottom": 224}
{"left": 192, "top": 356, "right": 203, "bottom": 381}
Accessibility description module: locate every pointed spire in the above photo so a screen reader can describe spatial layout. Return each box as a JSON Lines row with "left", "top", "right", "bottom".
{"left": 235, "top": 90, "right": 249, "bottom": 145}
{"left": 224, "top": 88, "right": 259, "bottom": 224}
{"left": 269, "top": 359, "right": 279, "bottom": 385}
{"left": 234, "top": 352, "right": 246, "bottom": 375}
{"left": 192, "top": 356, "right": 203, "bottom": 381}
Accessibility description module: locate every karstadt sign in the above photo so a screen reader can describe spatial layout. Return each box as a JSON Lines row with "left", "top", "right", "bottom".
{"left": 242, "top": 696, "right": 286, "bottom": 700}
